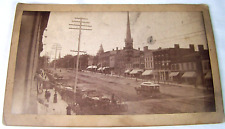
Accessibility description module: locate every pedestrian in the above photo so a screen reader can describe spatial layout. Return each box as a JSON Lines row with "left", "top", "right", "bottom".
{"left": 45, "top": 89, "right": 48, "bottom": 100}
{"left": 46, "top": 91, "right": 51, "bottom": 102}
{"left": 53, "top": 92, "right": 57, "bottom": 103}
{"left": 66, "top": 105, "right": 72, "bottom": 115}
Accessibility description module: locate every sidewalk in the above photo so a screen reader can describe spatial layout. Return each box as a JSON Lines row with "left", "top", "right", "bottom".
{"left": 37, "top": 88, "right": 75, "bottom": 115}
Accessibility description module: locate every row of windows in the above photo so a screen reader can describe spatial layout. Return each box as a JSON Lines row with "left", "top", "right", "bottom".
{"left": 154, "top": 62, "right": 170, "bottom": 70}
{"left": 153, "top": 53, "right": 171, "bottom": 59}
{"left": 155, "top": 62, "right": 170, "bottom": 66}
{"left": 171, "top": 62, "right": 197, "bottom": 71}
{"left": 145, "top": 62, "right": 154, "bottom": 69}
{"left": 145, "top": 56, "right": 153, "bottom": 61}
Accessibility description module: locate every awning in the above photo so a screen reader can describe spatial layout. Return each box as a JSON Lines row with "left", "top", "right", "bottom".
{"left": 102, "top": 67, "right": 109, "bottom": 70}
{"left": 142, "top": 70, "right": 153, "bottom": 76}
{"left": 97, "top": 67, "right": 103, "bottom": 71}
{"left": 169, "top": 72, "right": 179, "bottom": 77}
{"left": 182, "top": 72, "right": 196, "bottom": 78}
{"left": 205, "top": 71, "right": 212, "bottom": 79}
{"left": 130, "top": 69, "right": 143, "bottom": 75}
{"left": 87, "top": 66, "right": 92, "bottom": 69}
{"left": 124, "top": 69, "right": 131, "bottom": 73}
{"left": 87, "top": 65, "right": 97, "bottom": 69}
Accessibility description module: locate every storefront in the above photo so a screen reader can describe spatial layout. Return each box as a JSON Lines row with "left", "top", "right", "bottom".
{"left": 182, "top": 71, "right": 197, "bottom": 85}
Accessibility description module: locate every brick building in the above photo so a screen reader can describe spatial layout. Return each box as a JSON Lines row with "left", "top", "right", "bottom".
{"left": 142, "top": 46, "right": 155, "bottom": 80}
{"left": 170, "top": 44, "right": 212, "bottom": 88}
{"left": 153, "top": 44, "right": 196, "bottom": 82}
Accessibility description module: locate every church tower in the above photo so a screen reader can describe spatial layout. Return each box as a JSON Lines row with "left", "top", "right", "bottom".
{"left": 97, "top": 44, "right": 104, "bottom": 56}
{"left": 124, "top": 12, "right": 133, "bottom": 62}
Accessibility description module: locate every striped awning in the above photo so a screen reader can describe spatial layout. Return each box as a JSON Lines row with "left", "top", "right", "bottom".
{"left": 97, "top": 67, "right": 103, "bottom": 71}
{"left": 87, "top": 65, "right": 97, "bottom": 69}
{"left": 169, "top": 72, "right": 179, "bottom": 77}
{"left": 102, "top": 67, "right": 109, "bottom": 70}
{"left": 182, "top": 72, "right": 196, "bottom": 78}
{"left": 142, "top": 70, "right": 153, "bottom": 76}
{"left": 124, "top": 69, "right": 132, "bottom": 73}
{"left": 130, "top": 69, "right": 143, "bottom": 75}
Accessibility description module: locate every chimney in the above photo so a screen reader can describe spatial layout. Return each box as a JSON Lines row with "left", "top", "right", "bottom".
{"left": 174, "top": 44, "right": 180, "bottom": 49}
{"left": 144, "top": 46, "right": 148, "bottom": 52}
{"left": 198, "top": 45, "right": 204, "bottom": 52}
{"left": 138, "top": 47, "right": 140, "bottom": 51}
{"left": 189, "top": 44, "right": 195, "bottom": 52}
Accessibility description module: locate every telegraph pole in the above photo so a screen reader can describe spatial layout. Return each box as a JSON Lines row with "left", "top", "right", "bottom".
{"left": 52, "top": 43, "right": 62, "bottom": 70}
{"left": 69, "top": 17, "right": 92, "bottom": 106}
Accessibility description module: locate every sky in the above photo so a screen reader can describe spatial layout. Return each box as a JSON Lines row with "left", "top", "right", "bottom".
{"left": 41, "top": 11, "right": 208, "bottom": 59}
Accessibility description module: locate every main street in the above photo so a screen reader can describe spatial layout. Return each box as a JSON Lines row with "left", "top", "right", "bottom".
{"left": 49, "top": 68, "right": 215, "bottom": 115}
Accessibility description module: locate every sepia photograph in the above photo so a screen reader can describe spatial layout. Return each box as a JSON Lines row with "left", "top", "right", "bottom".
{"left": 3, "top": 4, "right": 223, "bottom": 127}
{"left": 11, "top": 10, "right": 216, "bottom": 115}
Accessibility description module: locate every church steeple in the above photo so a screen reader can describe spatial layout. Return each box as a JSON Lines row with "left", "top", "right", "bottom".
{"left": 125, "top": 12, "right": 133, "bottom": 49}
{"left": 124, "top": 12, "right": 133, "bottom": 62}
{"left": 97, "top": 44, "right": 104, "bottom": 55}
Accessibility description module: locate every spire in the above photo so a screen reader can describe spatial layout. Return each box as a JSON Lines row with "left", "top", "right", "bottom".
{"left": 125, "top": 12, "right": 133, "bottom": 48}
{"left": 97, "top": 44, "right": 104, "bottom": 55}
{"left": 126, "top": 12, "right": 132, "bottom": 41}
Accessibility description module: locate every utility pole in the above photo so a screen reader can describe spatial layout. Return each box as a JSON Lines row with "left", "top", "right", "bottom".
{"left": 69, "top": 17, "right": 92, "bottom": 106}
{"left": 52, "top": 43, "right": 62, "bottom": 70}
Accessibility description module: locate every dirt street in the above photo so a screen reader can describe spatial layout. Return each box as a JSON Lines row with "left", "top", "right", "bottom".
{"left": 51, "top": 68, "right": 215, "bottom": 114}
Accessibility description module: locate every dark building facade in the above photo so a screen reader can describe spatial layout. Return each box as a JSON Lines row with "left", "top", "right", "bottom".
{"left": 152, "top": 44, "right": 194, "bottom": 82}
{"left": 12, "top": 12, "right": 50, "bottom": 114}
{"left": 169, "top": 44, "right": 213, "bottom": 88}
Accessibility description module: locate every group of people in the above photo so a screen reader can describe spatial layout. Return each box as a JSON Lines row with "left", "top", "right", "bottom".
{"left": 44, "top": 89, "right": 58, "bottom": 103}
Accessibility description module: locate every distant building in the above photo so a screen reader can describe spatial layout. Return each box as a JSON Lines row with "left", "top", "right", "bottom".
{"left": 153, "top": 44, "right": 196, "bottom": 82}
{"left": 169, "top": 44, "right": 212, "bottom": 88}
{"left": 142, "top": 46, "right": 155, "bottom": 80}
{"left": 109, "top": 48, "right": 126, "bottom": 75}
{"left": 123, "top": 12, "right": 144, "bottom": 77}
{"left": 87, "top": 11, "right": 213, "bottom": 88}
{"left": 144, "top": 46, "right": 154, "bottom": 70}
{"left": 88, "top": 56, "right": 95, "bottom": 66}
